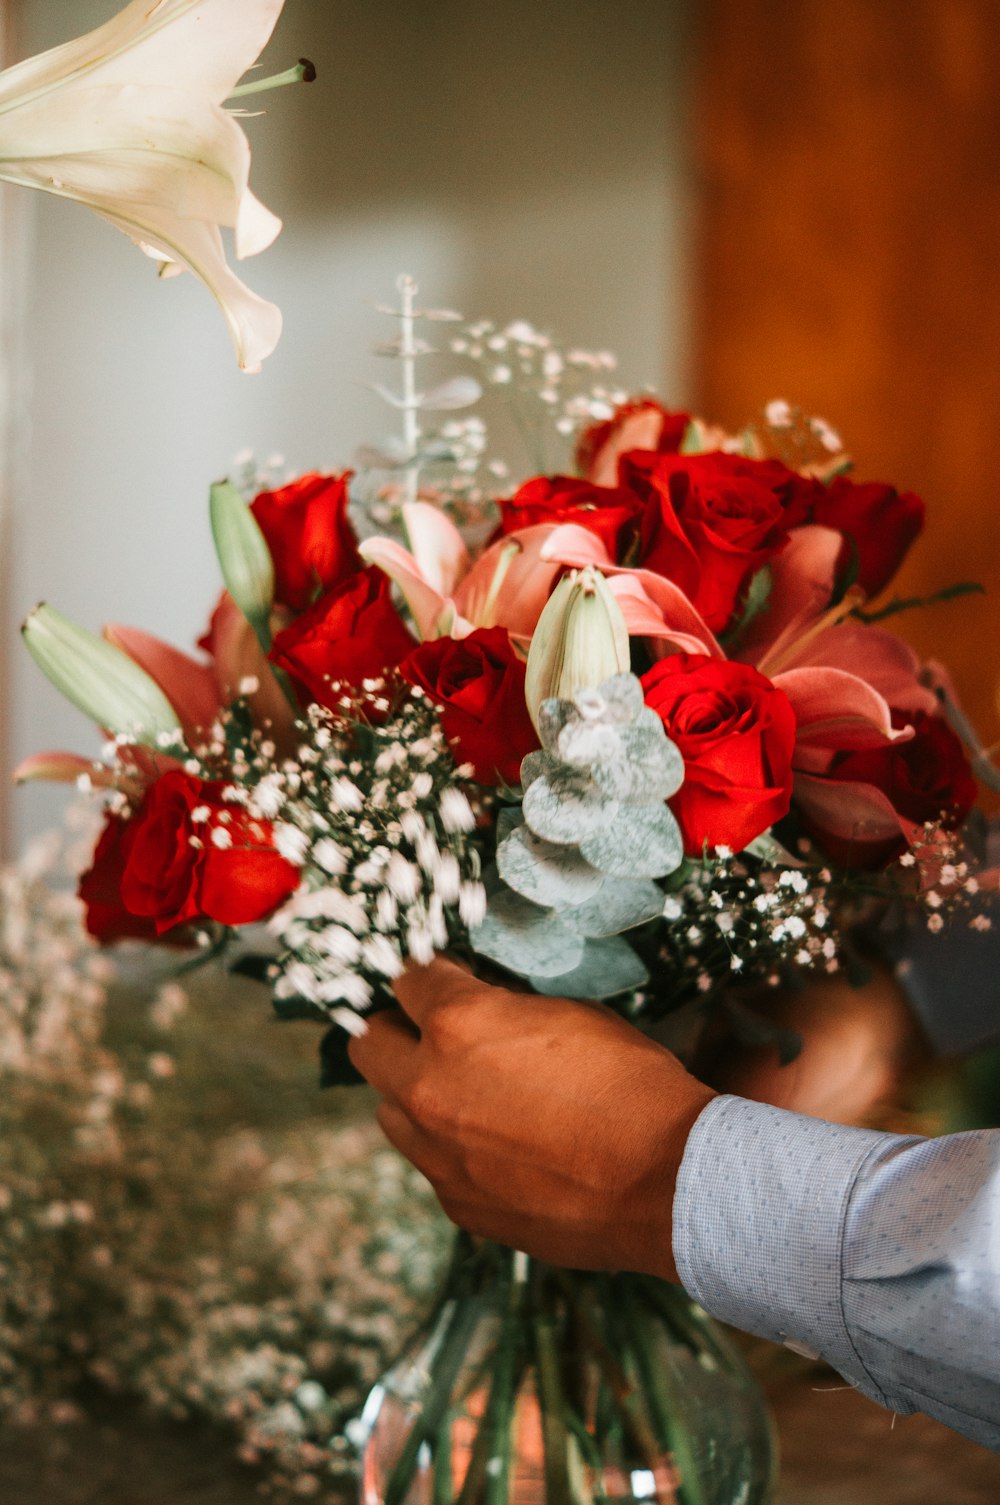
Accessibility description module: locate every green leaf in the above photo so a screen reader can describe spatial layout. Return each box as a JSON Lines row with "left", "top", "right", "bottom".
{"left": 730, "top": 563, "right": 774, "bottom": 642}
{"left": 22, "top": 604, "right": 183, "bottom": 747}
{"left": 560, "top": 879, "right": 664, "bottom": 937}
{"left": 530, "top": 935, "right": 649, "bottom": 999}
{"left": 209, "top": 479, "right": 275, "bottom": 651}
{"left": 579, "top": 802, "right": 683, "bottom": 879}
{"left": 470, "top": 889, "right": 585, "bottom": 978}
{"left": 497, "top": 822, "right": 604, "bottom": 909}
{"left": 852, "top": 580, "right": 985, "bottom": 624}
{"left": 522, "top": 769, "right": 617, "bottom": 845}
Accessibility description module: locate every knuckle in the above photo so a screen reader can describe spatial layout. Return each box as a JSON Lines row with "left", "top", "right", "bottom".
{"left": 402, "top": 1075, "right": 441, "bottom": 1129}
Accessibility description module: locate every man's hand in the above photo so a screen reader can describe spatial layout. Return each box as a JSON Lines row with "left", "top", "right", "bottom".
{"left": 348, "top": 958, "right": 716, "bottom": 1282}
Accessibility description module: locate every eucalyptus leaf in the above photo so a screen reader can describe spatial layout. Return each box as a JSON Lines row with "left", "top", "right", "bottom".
{"left": 470, "top": 889, "right": 585, "bottom": 978}
{"left": 555, "top": 719, "right": 623, "bottom": 769}
{"left": 592, "top": 731, "right": 684, "bottom": 803}
{"left": 536, "top": 696, "right": 574, "bottom": 751}
{"left": 519, "top": 749, "right": 556, "bottom": 790}
{"left": 560, "top": 879, "right": 665, "bottom": 937}
{"left": 522, "top": 772, "right": 616, "bottom": 845}
{"left": 530, "top": 935, "right": 649, "bottom": 1000}
{"left": 497, "top": 825, "right": 604, "bottom": 909}
{"left": 579, "top": 802, "right": 684, "bottom": 879}
{"left": 587, "top": 673, "right": 645, "bottom": 723}
{"left": 418, "top": 376, "right": 483, "bottom": 411}
{"left": 496, "top": 806, "right": 524, "bottom": 844}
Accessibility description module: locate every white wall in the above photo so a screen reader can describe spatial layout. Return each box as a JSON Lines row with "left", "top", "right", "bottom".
{"left": 3, "top": 0, "right": 695, "bottom": 851}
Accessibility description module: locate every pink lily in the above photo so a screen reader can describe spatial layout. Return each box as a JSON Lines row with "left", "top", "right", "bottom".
{"left": 108, "top": 603, "right": 296, "bottom": 748}
{"left": 359, "top": 501, "right": 564, "bottom": 642}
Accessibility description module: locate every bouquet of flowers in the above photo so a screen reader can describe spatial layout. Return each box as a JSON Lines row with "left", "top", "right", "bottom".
{"left": 19, "top": 277, "right": 998, "bottom": 1505}
{"left": 21, "top": 280, "right": 993, "bottom": 1058}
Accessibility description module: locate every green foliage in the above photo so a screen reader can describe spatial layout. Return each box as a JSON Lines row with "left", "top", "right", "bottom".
{"left": 852, "top": 580, "right": 985, "bottom": 624}
{"left": 471, "top": 674, "right": 685, "bottom": 999}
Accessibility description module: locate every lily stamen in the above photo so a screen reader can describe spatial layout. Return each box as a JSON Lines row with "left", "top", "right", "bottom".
{"left": 476, "top": 540, "right": 523, "bottom": 629}
{"left": 757, "top": 586, "right": 867, "bottom": 678}
{"left": 228, "top": 59, "right": 317, "bottom": 100}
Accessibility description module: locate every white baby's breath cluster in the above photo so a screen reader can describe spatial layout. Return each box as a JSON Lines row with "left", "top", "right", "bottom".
{"left": 649, "top": 850, "right": 843, "bottom": 1012}
{"left": 449, "top": 316, "right": 629, "bottom": 478}
{"left": 254, "top": 687, "right": 484, "bottom": 1033}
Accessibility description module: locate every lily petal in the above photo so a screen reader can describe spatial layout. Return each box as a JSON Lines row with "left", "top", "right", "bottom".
{"left": 0, "top": 0, "right": 286, "bottom": 368}
{"left": 776, "top": 666, "right": 910, "bottom": 755}
{"left": 402, "top": 502, "right": 470, "bottom": 597}
{"left": 104, "top": 623, "right": 221, "bottom": 741}
{"left": 739, "top": 525, "right": 843, "bottom": 667}
{"left": 11, "top": 751, "right": 114, "bottom": 787}
{"left": 541, "top": 524, "right": 722, "bottom": 658}
{"left": 455, "top": 526, "right": 564, "bottom": 639}
{"left": 786, "top": 621, "right": 937, "bottom": 715}
{"left": 359, "top": 535, "right": 470, "bottom": 640}
{"left": 0, "top": 0, "right": 284, "bottom": 109}
{"left": 794, "top": 771, "right": 922, "bottom": 851}
{"left": 203, "top": 592, "right": 297, "bottom": 747}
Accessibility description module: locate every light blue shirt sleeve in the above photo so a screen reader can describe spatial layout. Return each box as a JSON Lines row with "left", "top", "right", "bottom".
{"left": 672, "top": 1096, "right": 1000, "bottom": 1450}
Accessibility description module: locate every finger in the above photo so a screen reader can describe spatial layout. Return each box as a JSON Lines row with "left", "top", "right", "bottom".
{"left": 375, "top": 1100, "right": 437, "bottom": 1177}
{"left": 392, "top": 954, "right": 477, "bottom": 1028}
{"left": 347, "top": 1008, "right": 420, "bottom": 1097}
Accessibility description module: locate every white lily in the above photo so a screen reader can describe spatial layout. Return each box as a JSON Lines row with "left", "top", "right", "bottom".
{"left": 0, "top": 0, "right": 289, "bottom": 371}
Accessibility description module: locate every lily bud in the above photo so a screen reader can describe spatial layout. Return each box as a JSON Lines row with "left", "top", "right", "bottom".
{"left": 525, "top": 566, "right": 630, "bottom": 732}
{"left": 209, "top": 480, "right": 275, "bottom": 650}
{"left": 22, "top": 605, "right": 183, "bottom": 747}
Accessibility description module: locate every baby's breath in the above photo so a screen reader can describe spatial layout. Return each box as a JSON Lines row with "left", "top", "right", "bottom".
{"left": 255, "top": 687, "right": 484, "bottom": 1028}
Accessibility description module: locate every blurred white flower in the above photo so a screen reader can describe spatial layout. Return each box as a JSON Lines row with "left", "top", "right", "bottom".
{"left": 0, "top": 0, "right": 288, "bottom": 371}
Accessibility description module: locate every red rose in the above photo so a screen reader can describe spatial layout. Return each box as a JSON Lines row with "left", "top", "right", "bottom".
{"left": 626, "top": 451, "right": 820, "bottom": 635}
{"left": 808, "top": 477, "right": 925, "bottom": 598}
{"left": 251, "top": 472, "right": 361, "bottom": 611}
{"left": 80, "top": 772, "right": 300, "bottom": 942}
{"left": 576, "top": 398, "right": 690, "bottom": 487}
{"left": 642, "top": 654, "right": 797, "bottom": 854}
{"left": 819, "top": 711, "right": 976, "bottom": 863}
{"left": 399, "top": 627, "right": 538, "bottom": 785}
{"left": 79, "top": 813, "right": 162, "bottom": 945}
{"left": 269, "top": 568, "right": 415, "bottom": 710}
{"left": 496, "top": 475, "right": 644, "bottom": 561}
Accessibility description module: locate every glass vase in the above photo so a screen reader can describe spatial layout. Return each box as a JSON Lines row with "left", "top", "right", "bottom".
{"left": 357, "top": 1233, "right": 776, "bottom": 1505}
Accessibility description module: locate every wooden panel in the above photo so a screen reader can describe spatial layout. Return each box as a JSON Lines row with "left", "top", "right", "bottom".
{"left": 694, "top": 0, "right": 1000, "bottom": 755}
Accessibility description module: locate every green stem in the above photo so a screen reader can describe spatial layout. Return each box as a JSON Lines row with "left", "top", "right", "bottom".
{"left": 557, "top": 1275, "right": 667, "bottom": 1489}
{"left": 617, "top": 1281, "right": 705, "bottom": 1505}
{"left": 483, "top": 1269, "right": 525, "bottom": 1505}
{"left": 383, "top": 1295, "right": 484, "bottom": 1505}
{"left": 534, "top": 1312, "right": 575, "bottom": 1505}
{"left": 433, "top": 1408, "right": 454, "bottom": 1505}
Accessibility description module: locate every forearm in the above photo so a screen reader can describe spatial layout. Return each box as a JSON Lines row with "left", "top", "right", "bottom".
{"left": 672, "top": 1096, "right": 1000, "bottom": 1450}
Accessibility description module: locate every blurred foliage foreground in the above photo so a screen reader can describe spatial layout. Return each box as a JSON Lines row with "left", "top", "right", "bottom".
{"left": 0, "top": 820, "right": 449, "bottom": 1503}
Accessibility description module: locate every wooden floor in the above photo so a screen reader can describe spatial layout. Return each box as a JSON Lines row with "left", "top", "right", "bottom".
{"left": 3, "top": 1372, "right": 999, "bottom": 1505}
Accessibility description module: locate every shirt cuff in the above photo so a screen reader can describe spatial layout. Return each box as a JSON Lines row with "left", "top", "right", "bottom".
{"left": 672, "top": 1095, "right": 902, "bottom": 1401}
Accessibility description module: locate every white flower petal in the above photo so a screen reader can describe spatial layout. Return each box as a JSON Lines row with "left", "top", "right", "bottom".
{"left": 0, "top": 0, "right": 284, "bottom": 112}
{"left": 99, "top": 208, "right": 282, "bottom": 372}
{"left": 235, "top": 186, "right": 282, "bottom": 259}
{"left": 0, "top": 0, "right": 286, "bottom": 369}
{"left": 1, "top": 86, "right": 252, "bottom": 229}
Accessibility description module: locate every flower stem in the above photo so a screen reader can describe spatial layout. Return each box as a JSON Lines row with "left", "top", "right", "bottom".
{"left": 382, "top": 1294, "right": 483, "bottom": 1505}
{"left": 617, "top": 1282, "right": 706, "bottom": 1505}
{"left": 534, "top": 1311, "right": 575, "bottom": 1505}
